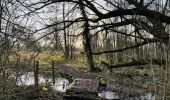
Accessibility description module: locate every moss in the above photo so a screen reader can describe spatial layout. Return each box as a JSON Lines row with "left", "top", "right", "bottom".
{"left": 34, "top": 52, "right": 64, "bottom": 70}
{"left": 48, "top": 54, "right": 63, "bottom": 62}
{"left": 39, "top": 61, "right": 51, "bottom": 69}
{"left": 99, "top": 77, "right": 106, "bottom": 85}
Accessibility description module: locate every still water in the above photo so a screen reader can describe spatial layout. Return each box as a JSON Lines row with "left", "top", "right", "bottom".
{"left": 17, "top": 72, "right": 153, "bottom": 100}
{"left": 16, "top": 72, "right": 69, "bottom": 92}
{"left": 98, "top": 91, "right": 153, "bottom": 100}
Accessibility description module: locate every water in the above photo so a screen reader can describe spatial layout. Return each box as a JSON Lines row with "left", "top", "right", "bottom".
{"left": 17, "top": 72, "right": 153, "bottom": 99}
{"left": 98, "top": 91, "right": 119, "bottom": 100}
{"left": 16, "top": 72, "right": 69, "bottom": 92}
{"left": 17, "top": 72, "right": 46, "bottom": 86}
{"left": 48, "top": 78, "right": 69, "bottom": 92}
{"left": 98, "top": 91, "right": 153, "bottom": 100}
{"left": 140, "top": 93, "right": 153, "bottom": 100}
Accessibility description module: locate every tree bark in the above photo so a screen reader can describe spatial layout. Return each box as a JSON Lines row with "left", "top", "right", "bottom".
{"left": 79, "top": 0, "right": 95, "bottom": 71}
{"left": 52, "top": 61, "right": 55, "bottom": 85}
{"left": 34, "top": 61, "right": 39, "bottom": 95}
{"left": 102, "top": 59, "right": 166, "bottom": 69}
{"left": 63, "top": 2, "right": 69, "bottom": 59}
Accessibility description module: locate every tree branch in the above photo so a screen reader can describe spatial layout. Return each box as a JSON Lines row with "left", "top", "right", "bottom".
{"left": 91, "top": 8, "right": 170, "bottom": 24}
{"left": 87, "top": 38, "right": 158, "bottom": 55}
{"left": 101, "top": 59, "right": 166, "bottom": 68}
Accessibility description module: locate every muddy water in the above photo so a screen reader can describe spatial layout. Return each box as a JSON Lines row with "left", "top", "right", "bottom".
{"left": 16, "top": 72, "right": 153, "bottom": 100}
{"left": 16, "top": 72, "right": 69, "bottom": 92}
{"left": 98, "top": 91, "right": 153, "bottom": 100}
{"left": 17, "top": 72, "right": 46, "bottom": 86}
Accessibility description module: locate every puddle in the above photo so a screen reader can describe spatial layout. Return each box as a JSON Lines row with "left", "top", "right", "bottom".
{"left": 17, "top": 72, "right": 153, "bottom": 98}
{"left": 16, "top": 72, "right": 69, "bottom": 92}
{"left": 98, "top": 91, "right": 119, "bottom": 100}
{"left": 99, "top": 91, "right": 153, "bottom": 100}
{"left": 48, "top": 78, "right": 69, "bottom": 92}
{"left": 140, "top": 93, "right": 153, "bottom": 100}
{"left": 17, "top": 72, "right": 46, "bottom": 86}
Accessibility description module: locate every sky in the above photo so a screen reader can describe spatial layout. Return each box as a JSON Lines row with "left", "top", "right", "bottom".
{"left": 4, "top": 0, "right": 167, "bottom": 46}
{"left": 12, "top": 0, "right": 168, "bottom": 32}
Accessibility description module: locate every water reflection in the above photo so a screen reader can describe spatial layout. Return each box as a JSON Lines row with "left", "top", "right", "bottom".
{"left": 48, "top": 78, "right": 69, "bottom": 92}
{"left": 140, "top": 93, "right": 153, "bottom": 100}
{"left": 98, "top": 91, "right": 119, "bottom": 100}
{"left": 16, "top": 72, "right": 153, "bottom": 99}
{"left": 16, "top": 72, "right": 69, "bottom": 92}
{"left": 98, "top": 91, "right": 153, "bottom": 100}
{"left": 17, "top": 72, "right": 46, "bottom": 86}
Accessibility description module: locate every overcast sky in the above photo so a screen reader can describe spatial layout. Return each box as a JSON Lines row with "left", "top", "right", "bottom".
{"left": 10, "top": 0, "right": 168, "bottom": 35}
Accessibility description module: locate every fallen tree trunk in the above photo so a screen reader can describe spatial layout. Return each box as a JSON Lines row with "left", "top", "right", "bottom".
{"left": 101, "top": 59, "right": 166, "bottom": 69}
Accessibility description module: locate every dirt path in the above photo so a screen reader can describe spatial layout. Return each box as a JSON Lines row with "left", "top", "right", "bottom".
{"left": 52, "top": 62, "right": 151, "bottom": 97}
{"left": 54, "top": 62, "right": 97, "bottom": 79}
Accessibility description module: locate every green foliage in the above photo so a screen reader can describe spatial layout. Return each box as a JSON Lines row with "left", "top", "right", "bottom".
{"left": 39, "top": 61, "right": 51, "bottom": 69}
{"left": 37, "top": 52, "right": 63, "bottom": 62}
{"left": 93, "top": 55, "right": 108, "bottom": 64}
{"left": 99, "top": 77, "right": 106, "bottom": 85}
{"left": 36, "top": 52, "right": 63, "bottom": 70}
{"left": 48, "top": 53, "right": 63, "bottom": 62}
{"left": 64, "top": 54, "right": 88, "bottom": 69}
{"left": 64, "top": 54, "right": 109, "bottom": 70}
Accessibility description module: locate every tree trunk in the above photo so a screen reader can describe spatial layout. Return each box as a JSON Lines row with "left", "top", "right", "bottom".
{"left": 63, "top": 2, "right": 69, "bottom": 59}
{"left": 54, "top": 32, "right": 58, "bottom": 51}
{"left": 0, "top": 0, "right": 2, "bottom": 33}
{"left": 52, "top": 61, "right": 55, "bottom": 85}
{"left": 34, "top": 60, "right": 39, "bottom": 95}
{"left": 79, "top": 0, "right": 95, "bottom": 71}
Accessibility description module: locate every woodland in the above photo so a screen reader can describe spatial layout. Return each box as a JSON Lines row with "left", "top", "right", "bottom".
{"left": 0, "top": 0, "right": 170, "bottom": 100}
